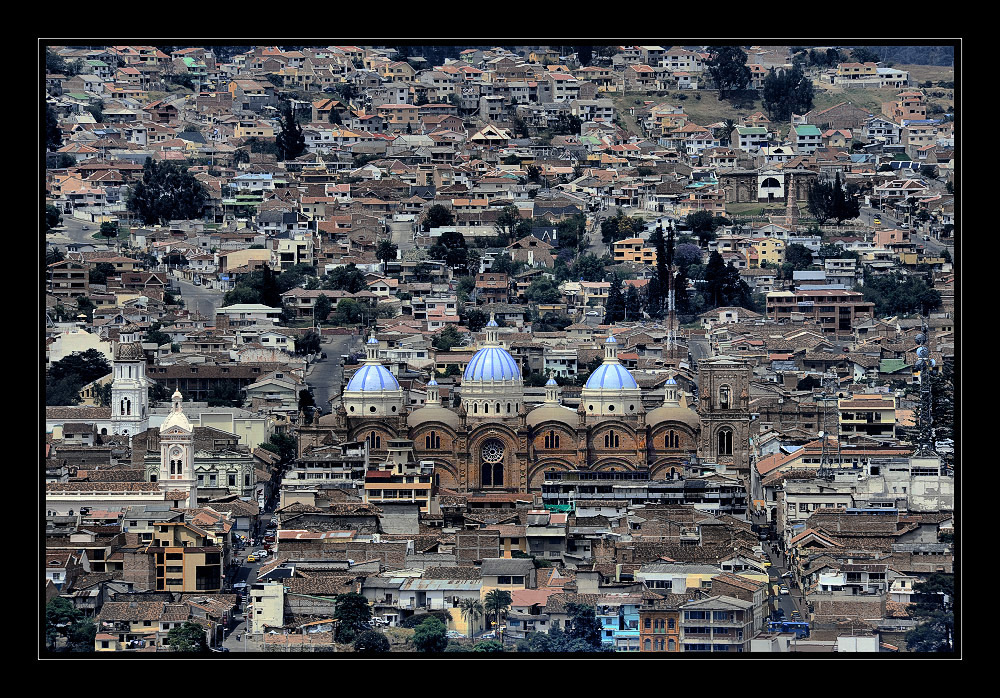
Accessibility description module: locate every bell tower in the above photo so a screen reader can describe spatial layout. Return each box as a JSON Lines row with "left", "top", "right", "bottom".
{"left": 158, "top": 390, "right": 198, "bottom": 508}
{"left": 697, "top": 356, "right": 752, "bottom": 478}
{"left": 111, "top": 324, "right": 150, "bottom": 443}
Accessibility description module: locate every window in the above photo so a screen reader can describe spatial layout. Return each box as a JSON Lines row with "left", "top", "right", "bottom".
{"left": 544, "top": 430, "right": 561, "bottom": 449}
{"left": 667, "top": 430, "right": 679, "bottom": 448}
{"left": 644, "top": 638, "right": 651, "bottom": 651}
{"left": 644, "top": 618, "right": 652, "bottom": 629}
{"left": 368, "top": 432, "right": 381, "bottom": 449}
{"left": 425, "top": 431, "right": 440, "bottom": 449}
{"left": 604, "top": 431, "right": 620, "bottom": 449}
{"left": 668, "top": 618, "right": 675, "bottom": 630}
{"left": 717, "top": 428, "right": 733, "bottom": 455}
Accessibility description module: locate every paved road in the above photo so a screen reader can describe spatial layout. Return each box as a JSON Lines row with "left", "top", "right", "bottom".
{"left": 46, "top": 216, "right": 113, "bottom": 251}
{"left": 306, "top": 332, "right": 363, "bottom": 413}
{"left": 174, "top": 275, "right": 225, "bottom": 321}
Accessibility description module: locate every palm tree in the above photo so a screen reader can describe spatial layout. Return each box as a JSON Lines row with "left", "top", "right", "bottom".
{"left": 376, "top": 239, "right": 398, "bottom": 274}
{"left": 484, "top": 589, "right": 512, "bottom": 632}
{"left": 459, "top": 598, "right": 484, "bottom": 637}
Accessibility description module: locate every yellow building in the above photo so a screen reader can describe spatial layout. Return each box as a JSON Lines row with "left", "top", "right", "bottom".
{"left": 838, "top": 394, "right": 897, "bottom": 440}
{"left": 78, "top": 373, "right": 114, "bottom": 406}
{"left": 613, "top": 237, "right": 658, "bottom": 266}
{"left": 363, "top": 440, "right": 434, "bottom": 513}
{"left": 234, "top": 120, "right": 274, "bottom": 139}
{"left": 147, "top": 521, "right": 223, "bottom": 593}
{"left": 749, "top": 237, "right": 785, "bottom": 268}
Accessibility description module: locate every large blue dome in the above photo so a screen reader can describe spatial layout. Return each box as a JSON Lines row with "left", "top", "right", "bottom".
{"left": 463, "top": 346, "right": 520, "bottom": 382}
{"left": 585, "top": 362, "right": 639, "bottom": 390}
{"left": 346, "top": 363, "right": 401, "bottom": 392}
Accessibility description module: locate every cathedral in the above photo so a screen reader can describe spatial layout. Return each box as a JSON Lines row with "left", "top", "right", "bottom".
{"left": 298, "top": 318, "right": 752, "bottom": 493}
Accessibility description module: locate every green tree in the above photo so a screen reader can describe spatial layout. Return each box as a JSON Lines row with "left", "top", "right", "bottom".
{"left": 46, "top": 204, "right": 63, "bottom": 232}
{"left": 314, "top": 294, "right": 333, "bottom": 323}
{"left": 260, "top": 432, "right": 297, "bottom": 462}
{"left": 333, "top": 592, "right": 372, "bottom": 643}
{"left": 353, "top": 629, "right": 391, "bottom": 653}
{"left": 413, "top": 616, "right": 448, "bottom": 653}
{"left": 46, "top": 102, "right": 63, "bottom": 151}
{"left": 376, "top": 239, "right": 398, "bottom": 273}
{"left": 67, "top": 618, "right": 97, "bottom": 651}
{"left": 47, "top": 349, "right": 112, "bottom": 406}
{"left": 785, "top": 243, "right": 815, "bottom": 270}
{"left": 851, "top": 47, "right": 881, "bottom": 63}
{"left": 422, "top": 203, "right": 456, "bottom": 232}
{"left": 494, "top": 205, "right": 522, "bottom": 245}
{"left": 167, "top": 621, "right": 207, "bottom": 652}
{"left": 761, "top": 66, "right": 815, "bottom": 121}
{"left": 565, "top": 603, "right": 604, "bottom": 649}
{"left": 459, "top": 597, "right": 485, "bottom": 637}
{"left": 904, "top": 573, "right": 954, "bottom": 652}
{"left": 332, "top": 298, "right": 365, "bottom": 325}
{"left": 232, "top": 148, "right": 250, "bottom": 167}
{"left": 89, "top": 262, "right": 117, "bottom": 285}
{"left": 126, "top": 158, "right": 208, "bottom": 226}
{"left": 324, "top": 264, "right": 367, "bottom": 293}
{"left": 275, "top": 102, "right": 306, "bottom": 161}
{"left": 523, "top": 277, "right": 563, "bottom": 304}
{"left": 45, "top": 597, "right": 83, "bottom": 649}
{"left": 297, "top": 330, "right": 321, "bottom": 355}
{"left": 99, "top": 221, "right": 119, "bottom": 248}
{"left": 432, "top": 325, "right": 464, "bottom": 352}
{"left": 706, "top": 45, "right": 752, "bottom": 98}
{"left": 484, "top": 589, "right": 512, "bottom": 630}
{"left": 604, "top": 273, "right": 625, "bottom": 324}
{"left": 472, "top": 640, "right": 504, "bottom": 652}
{"left": 464, "top": 307, "right": 489, "bottom": 333}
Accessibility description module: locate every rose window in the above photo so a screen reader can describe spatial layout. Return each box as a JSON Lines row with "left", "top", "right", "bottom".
{"left": 481, "top": 439, "right": 505, "bottom": 463}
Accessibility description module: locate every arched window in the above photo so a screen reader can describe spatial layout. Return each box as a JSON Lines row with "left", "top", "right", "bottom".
{"left": 507, "top": 402, "right": 512, "bottom": 413}
{"left": 604, "top": 431, "right": 620, "bottom": 449}
{"left": 473, "top": 403, "right": 478, "bottom": 414}
{"left": 667, "top": 430, "right": 679, "bottom": 448}
{"left": 668, "top": 618, "right": 675, "bottom": 630}
{"left": 658, "top": 638, "right": 665, "bottom": 651}
{"left": 644, "top": 618, "right": 651, "bottom": 629}
{"left": 545, "top": 430, "right": 561, "bottom": 449}
{"left": 496, "top": 402, "right": 501, "bottom": 414}
{"left": 368, "top": 431, "right": 381, "bottom": 450}
{"left": 643, "top": 638, "right": 651, "bottom": 652}
{"left": 484, "top": 403, "right": 489, "bottom": 414}
{"left": 718, "top": 428, "right": 733, "bottom": 456}
{"left": 668, "top": 638, "right": 675, "bottom": 651}
{"left": 481, "top": 439, "right": 504, "bottom": 488}
{"left": 425, "top": 431, "right": 440, "bottom": 449}
{"left": 719, "top": 385, "right": 731, "bottom": 409}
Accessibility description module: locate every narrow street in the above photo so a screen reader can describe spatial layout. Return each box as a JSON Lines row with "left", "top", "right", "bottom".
{"left": 306, "top": 332, "right": 364, "bottom": 413}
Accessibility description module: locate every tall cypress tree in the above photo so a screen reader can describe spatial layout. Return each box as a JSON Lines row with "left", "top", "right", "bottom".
{"left": 276, "top": 102, "right": 306, "bottom": 161}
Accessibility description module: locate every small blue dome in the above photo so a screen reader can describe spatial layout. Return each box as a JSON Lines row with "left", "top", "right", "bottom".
{"left": 585, "top": 362, "right": 639, "bottom": 390}
{"left": 605, "top": 334, "right": 618, "bottom": 344}
{"left": 366, "top": 336, "right": 379, "bottom": 344}
{"left": 428, "top": 378, "right": 438, "bottom": 386}
{"left": 463, "top": 345, "right": 520, "bottom": 381}
{"left": 665, "top": 376, "right": 677, "bottom": 384}
{"left": 486, "top": 318, "right": 499, "bottom": 327}
{"left": 545, "top": 377, "right": 558, "bottom": 386}
{"left": 346, "top": 363, "right": 400, "bottom": 392}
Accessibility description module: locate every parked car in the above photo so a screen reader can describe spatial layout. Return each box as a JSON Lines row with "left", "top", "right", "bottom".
{"left": 446, "top": 630, "right": 465, "bottom": 639}
{"left": 253, "top": 550, "right": 268, "bottom": 559}
{"left": 246, "top": 555, "right": 257, "bottom": 563}
{"left": 780, "top": 585, "right": 790, "bottom": 595}
{"left": 586, "top": 311, "right": 599, "bottom": 316}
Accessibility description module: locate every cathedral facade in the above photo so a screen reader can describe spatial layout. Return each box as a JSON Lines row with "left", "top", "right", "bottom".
{"left": 298, "top": 322, "right": 752, "bottom": 493}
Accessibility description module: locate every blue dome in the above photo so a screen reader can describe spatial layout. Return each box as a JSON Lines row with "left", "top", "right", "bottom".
{"left": 665, "top": 376, "right": 677, "bottom": 384}
{"left": 346, "top": 363, "right": 401, "bottom": 392}
{"left": 463, "top": 346, "right": 520, "bottom": 381}
{"left": 605, "top": 334, "right": 618, "bottom": 344}
{"left": 585, "top": 362, "right": 639, "bottom": 390}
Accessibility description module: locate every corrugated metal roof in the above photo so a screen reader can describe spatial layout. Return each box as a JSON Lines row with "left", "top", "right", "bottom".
{"left": 399, "top": 579, "right": 481, "bottom": 591}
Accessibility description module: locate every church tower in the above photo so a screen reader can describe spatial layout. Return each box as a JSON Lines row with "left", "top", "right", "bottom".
{"left": 111, "top": 323, "right": 150, "bottom": 442}
{"left": 697, "top": 356, "right": 752, "bottom": 478}
{"left": 786, "top": 174, "right": 799, "bottom": 230}
{"left": 158, "top": 389, "right": 198, "bottom": 508}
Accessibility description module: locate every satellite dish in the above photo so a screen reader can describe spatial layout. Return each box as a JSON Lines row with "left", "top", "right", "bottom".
{"left": 915, "top": 333, "right": 927, "bottom": 344}
{"left": 930, "top": 359, "right": 936, "bottom": 367}
{"left": 916, "top": 346, "right": 929, "bottom": 359}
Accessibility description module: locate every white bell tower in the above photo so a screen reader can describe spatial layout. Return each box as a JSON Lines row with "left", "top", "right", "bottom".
{"left": 158, "top": 389, "right": 198, "bottom": 508}
{"left": 111, "top": 324, "right": 150, "bottom": 442}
